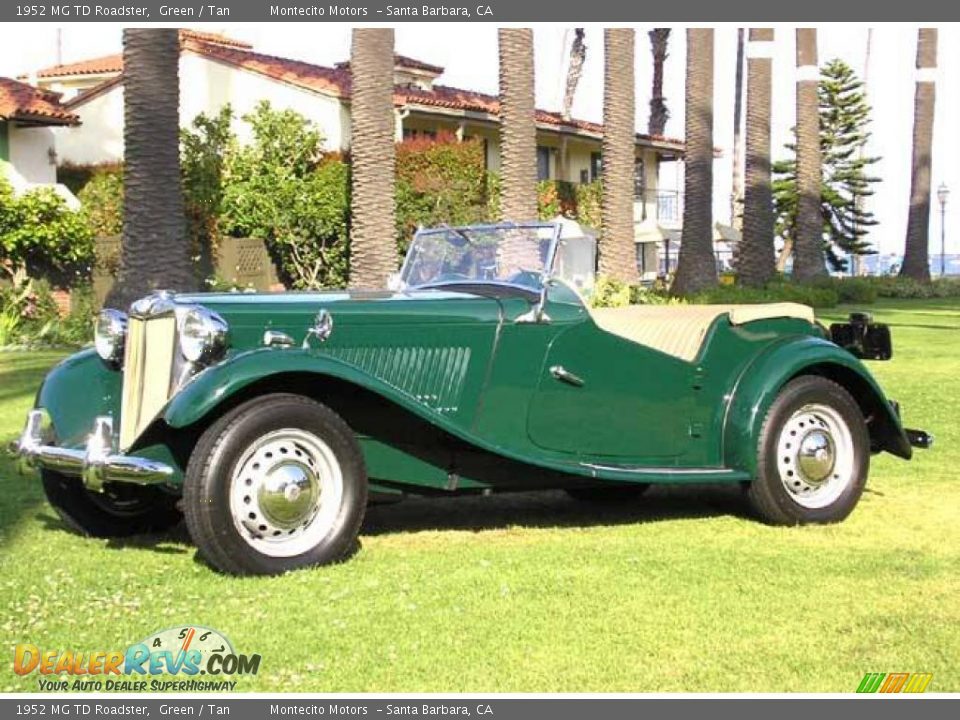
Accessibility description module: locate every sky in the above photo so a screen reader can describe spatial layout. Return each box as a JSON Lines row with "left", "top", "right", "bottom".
{"left": 2, "top": 22, "right": 958, "bottom": 258}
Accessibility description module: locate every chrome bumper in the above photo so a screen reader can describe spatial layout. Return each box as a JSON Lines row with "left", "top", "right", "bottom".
{"left": 8, "top": 409, "right": 175, "bottom": 492}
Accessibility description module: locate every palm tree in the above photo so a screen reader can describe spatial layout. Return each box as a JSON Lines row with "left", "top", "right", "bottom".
{"left": 348, "top": 29, "right": 397, "bottom": 289}
{"left": 647, "top": 29, "right": 670, "bottom": 136}
{"left": 498, "top": 29, "right": 537, "bottom": 222}
{"left": 900, "top": 28, "right": 938, "bottom": 281}
{"left": 738, "top": 28, "right": 776, "bottom": 287}
{"left": 730, "top": 28, "right": 745, "bottom": 231}
{"left": 672, "top": 29, "right": 717, "bottom": 295}
{"left": 107, "top": 29, "right": 194, "bottom": 309}
{"left": 599, "top": 28, "right": 638, "bottom": 282}
{"left": 792, "top": 28, "right": 827, "bottom": 281}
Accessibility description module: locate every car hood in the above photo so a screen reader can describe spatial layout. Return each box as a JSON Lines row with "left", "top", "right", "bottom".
{"left": 172, "top": 288, "right": 507, "bottom": 349}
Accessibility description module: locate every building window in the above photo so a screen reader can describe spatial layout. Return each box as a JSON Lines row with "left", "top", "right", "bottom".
{"left": 634, "top": 157, "right": 646, "bottom": 200}
{"left": 590, "top": 152, "right": 602, "bottom": 182}
{"left": 537, "top": 146, "right": 551, "bottom": 181}
{"left": 402, "top": 128, "right": 437, "bottom": 141}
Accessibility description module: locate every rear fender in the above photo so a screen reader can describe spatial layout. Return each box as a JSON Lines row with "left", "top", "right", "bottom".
{"left": 723, "top": 336, "right": 911, "bottom": 477}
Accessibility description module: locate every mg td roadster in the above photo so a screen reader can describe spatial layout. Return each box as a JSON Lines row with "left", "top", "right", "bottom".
{"left": 10, "top": 222, "right": 931, "bottom": 575}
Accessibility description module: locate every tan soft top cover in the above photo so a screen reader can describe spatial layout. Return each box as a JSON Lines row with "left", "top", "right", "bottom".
{"left": 590, "top": 302, "right": 815, "bottom": 362}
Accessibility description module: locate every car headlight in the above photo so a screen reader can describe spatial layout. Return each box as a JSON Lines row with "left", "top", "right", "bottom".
{"left": 95, "top": 309, "right": 127, "bottom": 365}
{"left": 178, "top": 307, "right": 228, "bottom": 364}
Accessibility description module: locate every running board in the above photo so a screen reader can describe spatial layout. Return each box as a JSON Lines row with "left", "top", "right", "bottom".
{"left": 579, "top": 463, "right": 751, "bottom": 484}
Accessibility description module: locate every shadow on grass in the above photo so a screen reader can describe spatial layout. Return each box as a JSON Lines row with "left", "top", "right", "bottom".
{"left": 33, "top": 511, "right": 192, "bottom": 555}
{"left": 361, "top": 484, "right": 752, "bottom": 536}
{"left": 11, "top": 481, "right": 752, "bottom": 561}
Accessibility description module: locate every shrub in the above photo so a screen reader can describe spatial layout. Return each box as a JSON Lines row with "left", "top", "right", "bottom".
{"left": 590, "top": 275, "right": 633, "bottom": 308}
{"left": 395, "top": 134, "right": 491, "bottom": 257}
{"left": 181, "top": 106, "right": 235, "bottom": 274}
{"left": 825, "top": 277, "right": 878, "bottom": 305}
{"left": 58, "top": 161, "right": 123, "bottom": 196}
{"left": 869, "top": 276, "right": 960, "bottom": 299}
{"left": 77, "top": 168, "right": 123, "bottom": 237}
{"left": 589, "top": 275, "right": 676, "bottom": 308}
{"left": 685, "top": 281, "right": 839, "bottom": 308}
{"left": 0, "top": 178, "right": 95, "bottom": 286}
{"left": 221, "top": 102, "right": 349, "bottom": 290}
{"left": 537, "top": 180, "right": 577, "bottom": 220}
{"left": 574, "top": 181, "right": 602, "bottom": 230}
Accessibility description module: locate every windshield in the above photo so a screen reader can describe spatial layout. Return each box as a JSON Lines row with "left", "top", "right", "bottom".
{"left": 400, "top": 224, "right": 560, "bottom": 291}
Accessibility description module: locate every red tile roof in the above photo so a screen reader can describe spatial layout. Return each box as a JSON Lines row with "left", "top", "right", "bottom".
{"left": 185, "top": 39, "right": 350, "bottom": 97}
{"left": 32, "top": 30, "right": 251, "bottom": 79}
{"left": 395, "top": 84, "right": 685, "bottom": 149}
{"left": 50, "top": 33, "right": 685, "bottom": 151}
{"left": 0, "top": 77, "right": 79, "bottom": 125}
{"left": 35, "top": 53, "right": 123, "bottom": 79}
{"left": 394, "top": 54, "right": 445, "bottom": 75}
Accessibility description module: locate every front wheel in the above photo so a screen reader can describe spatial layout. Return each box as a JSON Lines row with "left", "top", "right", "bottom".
{"left": 183, "top": 394, "right": 368, "bottom": 576}
{"left": 748, "top": 376, "right": 869, "bottom": 525}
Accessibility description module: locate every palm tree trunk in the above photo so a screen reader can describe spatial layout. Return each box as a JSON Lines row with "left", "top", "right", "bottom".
{"left": 107, "top": 29, "right": 193, "bottom": 309}
{"left": 498, "top": 29, "right": 538, "bottom": 222}
{"left": 348, "top": 29, "right": 397, "bottom": 289}
{"left": 730, "top": 28, "right": 745, "bottom": 231}
{"left": 739, "top": 28, "right": 776, "bottom": 287}
{"left": 792, "top": 28, "right": 827, "bottom": 281}
{"left": 647, "top": 29, "right": 670, "bottom": 137}
{"left": 900, "top": 28, "right": 938, "bottom": 282}
{"left": 672, "top": 29, "right": 717, "bottom": 295}
{"left": 599, "top": 28, "right": 638, "bottom": 283}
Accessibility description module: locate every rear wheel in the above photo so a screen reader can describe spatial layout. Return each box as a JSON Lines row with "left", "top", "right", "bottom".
{"left": 183, "top": 394, "right": 367, "bottom": 576}
{"left": 41, "top": 471, "right": 181, "bottom": 537}
{"left": 748, "top": 376, "right": 869, "bottom": 525}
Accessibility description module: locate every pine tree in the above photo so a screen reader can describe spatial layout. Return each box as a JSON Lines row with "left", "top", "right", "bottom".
{"left": 772, "top": 59, "right": 881, "bottom": 272}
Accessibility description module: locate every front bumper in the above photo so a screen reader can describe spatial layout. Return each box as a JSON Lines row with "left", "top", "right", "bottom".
{"left": 8, "top": 409, "right": 175, "bottom": 492}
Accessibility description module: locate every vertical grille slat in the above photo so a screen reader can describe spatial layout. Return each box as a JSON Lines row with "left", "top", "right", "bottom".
{"left": 119, "top": 316, "right": 178, "bottom": 451}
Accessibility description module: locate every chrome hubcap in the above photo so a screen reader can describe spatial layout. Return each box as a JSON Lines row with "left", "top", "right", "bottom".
{"left": 796, "top": 429, "right": 835, "bottom": 485}
{"left": 777, "top": 403, "right": 854, "bottom": 509}
{"left": 258, "top": 462, "right": 318, "bottom": 528}
{"left": 229, "top": 429, "right": 343, "bottom": 558}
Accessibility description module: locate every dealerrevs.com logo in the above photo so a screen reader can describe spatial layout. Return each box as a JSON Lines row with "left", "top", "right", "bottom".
{"left": 14, "top": 626, "right": 261, "bottom": 692}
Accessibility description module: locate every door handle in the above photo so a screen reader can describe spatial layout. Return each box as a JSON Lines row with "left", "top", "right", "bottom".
{"left": 549, "top": 365, "right": 584, "bottom": 387}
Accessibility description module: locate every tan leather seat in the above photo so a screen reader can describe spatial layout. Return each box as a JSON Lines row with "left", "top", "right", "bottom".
{"left": 590, "top": 302, "right": 815, "bottom": 362}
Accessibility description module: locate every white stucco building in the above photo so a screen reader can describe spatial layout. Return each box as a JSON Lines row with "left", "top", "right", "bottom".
{"left": 0, "top": 76, "right": 79, "bottom": 205}
{"left": 30, "top": 30, "right": 689, "bottom": 278}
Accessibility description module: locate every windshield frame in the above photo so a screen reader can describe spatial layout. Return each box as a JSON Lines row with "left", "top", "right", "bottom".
{"left": 398, "top": 222, "right": 563, "bottom": 295}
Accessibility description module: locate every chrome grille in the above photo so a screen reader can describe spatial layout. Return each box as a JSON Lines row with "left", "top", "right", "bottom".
{"left": 119, "top": 316, "right": 178, "bottom": 450}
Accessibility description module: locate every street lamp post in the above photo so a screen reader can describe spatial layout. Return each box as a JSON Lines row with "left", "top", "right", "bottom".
{"left": 937, "top": 182, "right": 949, "bottom": 277}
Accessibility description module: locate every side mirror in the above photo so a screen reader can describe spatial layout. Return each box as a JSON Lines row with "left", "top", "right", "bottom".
{"left": 386, "top": 273, "right": 403, "bottom": 291}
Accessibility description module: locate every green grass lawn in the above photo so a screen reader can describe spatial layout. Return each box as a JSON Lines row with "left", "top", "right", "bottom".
{"left": 1, "top": 298, "right": 958, "bottom": 693}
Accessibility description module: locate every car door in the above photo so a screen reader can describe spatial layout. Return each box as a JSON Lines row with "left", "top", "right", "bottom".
{"left": 526, "top": 321, "right": 696, "bottom": 462}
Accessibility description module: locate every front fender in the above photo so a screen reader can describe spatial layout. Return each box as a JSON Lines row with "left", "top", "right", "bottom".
{"left": 164, "top": 347, "right": 436, "bottom": 430}
{"left": 723, "top": 336, "right": 911, "bottom": 476}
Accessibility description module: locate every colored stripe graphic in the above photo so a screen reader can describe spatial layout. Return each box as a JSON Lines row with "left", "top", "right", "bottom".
{"left": 857, "top": 673, "right": 886, "bottom": 693}
{"left": 857, "top": 672, "right": 933, "bottom": 693}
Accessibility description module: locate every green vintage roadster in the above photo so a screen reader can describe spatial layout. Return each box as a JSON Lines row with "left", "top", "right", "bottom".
{"left": 11, "top": 222, "right": 930, "bottom": 575}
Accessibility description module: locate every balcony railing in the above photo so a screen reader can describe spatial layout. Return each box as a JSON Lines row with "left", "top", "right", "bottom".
{"left": 632, "top": 189, "right": 683, "bottom": 225}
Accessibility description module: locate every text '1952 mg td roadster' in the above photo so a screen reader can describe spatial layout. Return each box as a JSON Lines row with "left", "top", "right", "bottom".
{"left": 10, "top": 222, "right": 931, "bottom": 575}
